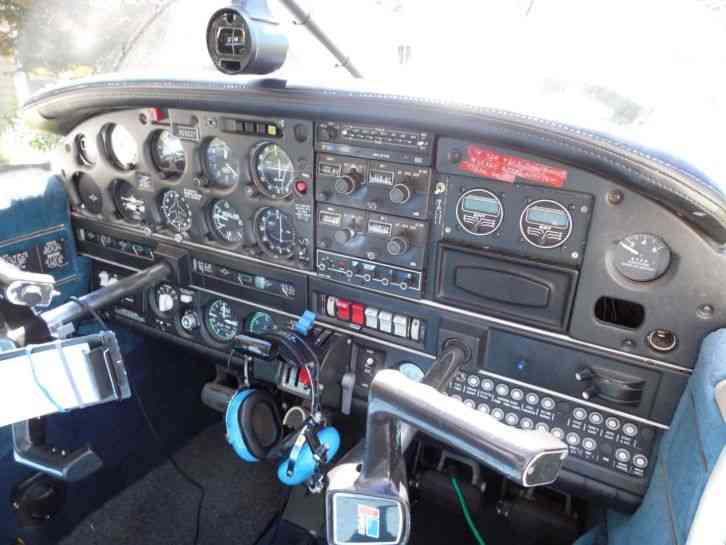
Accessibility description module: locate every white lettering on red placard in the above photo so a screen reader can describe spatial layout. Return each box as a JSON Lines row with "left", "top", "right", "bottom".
{"left": 458, "top": 145, "right": 568, "bottom": 188}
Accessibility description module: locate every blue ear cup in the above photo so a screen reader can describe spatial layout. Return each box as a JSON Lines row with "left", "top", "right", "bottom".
{"left": 277, "top": 426, "right": 341, "bottom": 486}
{"left": 225, "top": 389, "right": 282, "bottom": 463}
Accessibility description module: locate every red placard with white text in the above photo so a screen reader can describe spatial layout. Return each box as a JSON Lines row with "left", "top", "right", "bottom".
{"left": 458, "top": 144, "right": 568, "bottom": 188}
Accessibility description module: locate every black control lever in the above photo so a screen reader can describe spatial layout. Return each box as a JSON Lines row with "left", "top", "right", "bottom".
{"left": 40, "top": 261, "right": 172, "bottom": 338}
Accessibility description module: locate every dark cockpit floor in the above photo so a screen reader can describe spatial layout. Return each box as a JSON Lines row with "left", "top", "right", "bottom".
{"left": 59, "top": 422, "right": 286, "bottom": 545}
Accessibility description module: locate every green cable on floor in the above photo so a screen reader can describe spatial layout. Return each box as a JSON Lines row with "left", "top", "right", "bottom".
{"left": 451, "top": 476, "right": 487, "bottom": 545}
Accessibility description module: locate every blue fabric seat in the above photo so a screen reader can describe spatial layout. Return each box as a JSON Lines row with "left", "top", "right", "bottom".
{"left": 575, "top": 329, "right": 726, "bottom": 545}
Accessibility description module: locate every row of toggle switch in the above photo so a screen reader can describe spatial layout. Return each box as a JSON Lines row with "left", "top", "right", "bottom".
{"left": 320, "top": 294, "right": 425, "bottom": 342}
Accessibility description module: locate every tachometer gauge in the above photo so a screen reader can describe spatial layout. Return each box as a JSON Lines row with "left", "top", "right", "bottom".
{"left": 112, "top": 179, "right": 146, "bottom": 223}
{"left": 205, "top": 299, "right": 240, "bottom": 342}
{"left": 254, "top": 207, "right": 296, "bottom": 258}
{"left": 247, "top": 311, "right": 276, "bottom": 334}
{"left": 204, "top": 137, "right": 240, "bottom": 188}
{"left": 151, "top": 283, "right": 179, "bottom": 316}
{"left": 151, "top": 130, "right": 186, "bottom": 179}
{"left": 103, "top": 124, "right": 137, "bottom": 170}
{"left": 456, "top": 189, "right": 504, "bottom": 236}
{"left": 159, "top": 189, "right": 193, "bottom": 233}
{"left": 209, "top": 199, "right": 245, "bottom": 243}
{"left": 252, "top": 143, "right": 294, "bottom": 198}
{"left": 613, "top": 233, "right": 671, "bottom": 282}
{"left": 398, "top": 362, "right": 425, "bottom": 382}
{"left": 519, "top": 200, "right": 572, "bottom": 249}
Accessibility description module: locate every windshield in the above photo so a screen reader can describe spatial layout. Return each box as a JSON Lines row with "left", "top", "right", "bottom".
{"left": 1, "top": 0, "right": 725, "bottom": 185}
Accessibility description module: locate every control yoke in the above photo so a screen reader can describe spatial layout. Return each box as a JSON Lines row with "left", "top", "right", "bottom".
{"left": 326, "top": 343, "right": 568, "bottom": 545}
{"left": 4, "top": 260, "right": 174, "bottom": 482}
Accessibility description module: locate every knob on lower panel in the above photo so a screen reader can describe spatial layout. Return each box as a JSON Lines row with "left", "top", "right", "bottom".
{"left": 386, "top": 236, "right": 410, "bottom": 256}
{"left": 389, "top": 183, "right": 412, "bottom": 205}
{"left": 334, "top": 229, "right": 355, "bottom": 244}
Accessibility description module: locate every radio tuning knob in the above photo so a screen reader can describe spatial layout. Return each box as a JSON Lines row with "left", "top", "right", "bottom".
{"left": 386, "top": 236, "right": 410, "bottom": 257}
{"left": 334, "top": 228, "right": 355, "bottom": 245}
{"left": 389, "top": 182, "right": 412, "bottom": 204}
{"left": 334, "top": 170, "right": 363, "bottom": 195}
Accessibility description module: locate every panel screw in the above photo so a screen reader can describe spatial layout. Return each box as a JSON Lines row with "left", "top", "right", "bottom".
{"left": 571, "top": 251, "right": 579, "bottom": 259}
{"left": 697, "top": 304, "right": 714, "bottom": 318}
{"left": 621, "top": 338, "right": 636, "bottom": 351}
{"left": 607, "top": 190, "right": 624, "bottom": 205}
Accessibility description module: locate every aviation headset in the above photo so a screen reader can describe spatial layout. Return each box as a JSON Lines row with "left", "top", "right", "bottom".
{"left": 225, "top": 329, "right": 340, "bottom": 486}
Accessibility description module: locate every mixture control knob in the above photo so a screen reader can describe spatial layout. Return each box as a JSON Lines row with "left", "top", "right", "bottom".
{"left": 180, "top": 310, "right": 199, "bottom": 331}
{"left": 334, "top": 228, "right": 355, "bottom": 245}
{"left": 389, "top": 182, "right": 412, "bottom": 205}
{"left": 334, "top": 170, "right": 363, "bottom": 195}
{"left": 386, "top": 236, "right": 410, "bottom": 256}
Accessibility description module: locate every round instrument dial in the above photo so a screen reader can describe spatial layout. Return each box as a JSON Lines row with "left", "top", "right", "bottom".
{"left": 75, "top": 173, "right": 103, "bottom": 214}
{"left": 76, "top": 133, "right": 97, "bottom": 166}
{"left": 519, "top": 200, "right": 573, "bottom": 249}
{"left": 252, "top": 143, "right": 294, "bottom": 198}
{"left": 104, "top": 124, "right": 137, "bottom": 170}
{"left": 112, "top": 179, "right": 146, "bottom": 223}
{"left": 254, "top": 207, "right": 296, "bottom": 258}
{"left": 205, "top": 299, "right": 240, "bottom": 343}
{"left": 613, "top": 233, "right": 671, "bottom": 282}
{"left": 247, "top": 311, "right": 276, "bottom": 334}
{"left": 151, "top": 130, "right": 186, "bottom": 179}
{"left": 209, "top": 199, "right": 245, "bottom": 243}
{"left": 203, "top": 137, "right": 240, "bottom": 188}
{"left": 152, "top": 283, "right": 180, "bottom": 316}
{"left": 159, "top": 189, "right": 193, "bottom": 233}
{"left": 455, "top": 189, "right": 504, "bottom": 236}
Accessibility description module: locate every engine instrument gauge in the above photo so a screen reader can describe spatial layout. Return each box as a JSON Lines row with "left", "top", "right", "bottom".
{"left": 398, "top": 362, "right": 425, "bottom": 383}
{"left": 75, "top": 173, "right": 104, "bottom": 214}
{"left": 613, "top": 233, "right": 671, "bottom": 282}
{"left": 519, "top": 200, "right": 572, "bottom": 249}
{"left": 205, "top": 299, "right": 240, "bottom": 342}
{"left": 103, "top": 124, "right": 137, "bottom": 170}
{"left": 112, "top": 179, "right": 146, "bottom": 223}
{"left": 247, "top": 311, "right": 276, "bottom": 334}
{"left": 159, "top": 189, "right": 193, "bottom": 233}
{"left": 152, "top": 283, "right": 180, "bottom": 316}
{"left": 209, "top": 199, "right": 245, "bottom": 243}
{"left": 150, "top": 130, "right": 186, "bottom": 179}
{"left": 203, "top": 137, "right": 240, "bottom": 188}
{"left": 254, "top": 207, "right": 296, "bottom": 258}
{"left": 252, "top": 143, "right": 294, "bottom": 198}
{"left": 455, "top": 189, "right": 504, "bottom": 236}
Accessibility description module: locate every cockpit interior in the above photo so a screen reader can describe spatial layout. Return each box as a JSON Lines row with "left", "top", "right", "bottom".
{"left": 1, "top": 2, "right": 725, "bottom": 545}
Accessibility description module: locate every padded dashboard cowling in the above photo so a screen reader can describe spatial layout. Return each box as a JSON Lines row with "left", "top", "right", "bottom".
{"left": 21, "top": 77, "right": 726, "bottom": 244}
